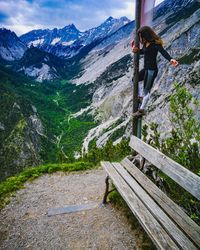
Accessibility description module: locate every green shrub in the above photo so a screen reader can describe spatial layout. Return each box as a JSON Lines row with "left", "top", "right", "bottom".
{"left": 142, "top": 83, "right": 200, "bottom": 223}
{"left": 83, "top": 138, "right": 131, "bottom": 164}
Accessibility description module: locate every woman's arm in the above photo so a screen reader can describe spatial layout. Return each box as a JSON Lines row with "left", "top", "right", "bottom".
{"left": 158, "top": 45, "right": 172, "bottom": 61}
{"left": 158, "top": 45, "right": 179, "bottom": 66}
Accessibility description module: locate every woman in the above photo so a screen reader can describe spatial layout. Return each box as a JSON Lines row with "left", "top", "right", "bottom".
{"left": 132, "top": 26, "right": 178, "bottom": 117}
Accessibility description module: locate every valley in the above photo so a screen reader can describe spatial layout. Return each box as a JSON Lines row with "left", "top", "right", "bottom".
{"left": 0, "top": 0, "right": 200, "bottom": 181}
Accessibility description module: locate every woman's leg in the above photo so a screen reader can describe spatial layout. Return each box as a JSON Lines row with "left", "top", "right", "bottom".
{"left": 138, "top": 69, "right": 145, "bottom": 100}
{"left": 133, "top": 69, "right": 157, "bottom": 117}
{"left": 140, "top": 69, "right": 158, "bottom": 110}
{"left": 139, "top": 69, "right": 145, "bottom": 81}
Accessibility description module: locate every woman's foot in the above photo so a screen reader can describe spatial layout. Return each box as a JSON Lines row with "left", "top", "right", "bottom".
{"left": 137, "top": 96, "right": 143, "bottom": 104}
{"left": 133, "top": 109, "right": 145, "bottom": 118}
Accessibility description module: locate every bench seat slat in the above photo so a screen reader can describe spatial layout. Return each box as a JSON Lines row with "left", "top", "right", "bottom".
{"left": 122, "top": 157, "right": 200, "bottom": 247}
{"left": 112, "top": 162, "right": 198, "bottom": 250}
{"left": 129, "top": 136, "right": 200, "bottom": 200}
{"left": 101, "top": 161, "right": 180, "bottom": 250}
{"left": 121, "top": 157, "right": 200, "bottom": 248}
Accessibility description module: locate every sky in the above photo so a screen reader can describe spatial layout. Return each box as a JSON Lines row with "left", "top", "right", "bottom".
{"left": 0, "top": 0, "right": 164, "bottom": 36}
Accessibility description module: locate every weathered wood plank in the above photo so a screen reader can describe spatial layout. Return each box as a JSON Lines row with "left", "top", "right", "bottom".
{"left": 112, "top": 162, "right": 198, "bottom": 250}
{"left": 129, "top": 135, "right": 200, "bottom": 200}
{"left": 101, "top": 161, "right": 180, "bottom": 250}
{"left": 48, "top": 203, "right": 98, "bottom": 216}
{"left": 121, "top": 157, "right": 200, "bottom": 248}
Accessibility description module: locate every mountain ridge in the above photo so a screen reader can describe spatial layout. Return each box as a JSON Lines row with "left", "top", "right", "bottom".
{"left": 19, "top": 16, "right": 131, "bottom": 58}
{"left": 0, "top": 28, "right": 27, "bottom": 61}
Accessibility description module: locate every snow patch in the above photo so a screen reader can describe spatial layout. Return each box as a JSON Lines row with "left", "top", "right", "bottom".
{"left": 51, "top": 37, "right": 61, "bottom": 45}
{"left": 62, "top": 40, "right": 75, "bottom": 46}
{"left": 28, "top": 39, "right": 44, "bottom": 47}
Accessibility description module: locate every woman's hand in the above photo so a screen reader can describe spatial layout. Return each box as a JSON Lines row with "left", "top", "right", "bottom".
{"left": 131, "top": 40, "right": 139, "bottom": 53}
{"left": 132, "top": 47, "right": 140, "bottom": 53}
{"left": 170, "top": 59, "right": 179, "bottom": 67}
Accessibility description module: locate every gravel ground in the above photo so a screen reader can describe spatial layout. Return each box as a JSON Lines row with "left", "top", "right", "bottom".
{"left": 0, "top": 168, "right": 138, "bottom": 250}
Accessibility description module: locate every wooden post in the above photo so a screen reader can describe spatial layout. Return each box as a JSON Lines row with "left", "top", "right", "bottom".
{"left": 132, "top": 0, "right": 142, "bottom": 136}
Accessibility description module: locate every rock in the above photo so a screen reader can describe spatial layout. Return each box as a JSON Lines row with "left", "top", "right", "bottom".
{"left": 0, "top": 122, "right": 5, "bottom": 131}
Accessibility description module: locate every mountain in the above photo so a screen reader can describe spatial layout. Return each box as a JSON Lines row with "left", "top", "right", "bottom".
{"left": 0, "top": 68, "right": 44, "bottom": 180}
{"left": 69, "top": 0, "right": 200, "bottom": 151}
{"left": 154, "top": 0, "right": 194, "bottom": 19}
{"left": 0, "top": 0, "right": 200, "bottom": 180}
{"left": 20, "top": 17, "right": 131, "bottom": 58}
{"left": 20, "top": 24, "right": 81, "bottom": 47}
{"left": 77, "top": 16, "right": 130, "bottom": 46}
{"left": 0, "top": 28, "right": 27, "bottom": 61}
{"left": 14, "top": 46, "right": 67, "bottom": 82}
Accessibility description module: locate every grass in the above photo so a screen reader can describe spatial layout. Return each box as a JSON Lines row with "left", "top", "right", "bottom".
{"left": 108, "top": 190, "right": 156, "bottom": 250}
{"left": 62, "top": 118, "right": 96, "bottom": 155}
{"left": 0, "top": 161, "right": 96, "bottom": 210}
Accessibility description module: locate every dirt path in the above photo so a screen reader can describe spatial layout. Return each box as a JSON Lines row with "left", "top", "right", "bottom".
{"left": 0, "top": 168, "right": 139, "bottom": 250}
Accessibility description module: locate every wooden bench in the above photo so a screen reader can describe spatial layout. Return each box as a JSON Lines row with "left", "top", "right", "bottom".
{"left": 101, "top": 135, "right": 200, "bottom": 250}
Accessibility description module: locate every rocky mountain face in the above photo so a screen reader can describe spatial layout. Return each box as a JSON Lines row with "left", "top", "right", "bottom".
{"left": 69, "top": 0, "right": 200, "bottom": 152}
{"left": 0, "top": 70, "right": 44, "bottom": 180}
{"left": 0, "top": 32, "right": 68, "bottom": 82}
{"left": 76, "top": 16, "right": 130, "bottom": 47}
{"left": 14, "top": 46, "right": 67, "bottom": 82}
{"left": 0, "top": 28, "right": 27, "bottom": 61}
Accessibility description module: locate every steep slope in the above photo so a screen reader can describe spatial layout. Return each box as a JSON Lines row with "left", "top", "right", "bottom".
{"left": 14, "top": 46, "right": 67, "bottom": 82}
{"left": 70, "top": 0, "right": 200, "bottom": 152}
{"left": 1, "top": 0, "right": 199, "bottom": 180}
{"left": 0, "top": 65, "right": 97, "bottom": 180}
{"left": 0, "top": 68, "right": 44, "bottom": 180}
{"left": 0, "top": 28, "right": 27, "bottom": 61}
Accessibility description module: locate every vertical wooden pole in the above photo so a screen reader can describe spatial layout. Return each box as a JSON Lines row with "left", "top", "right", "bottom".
{"left": 132, "top": 0, "right": 142, "bottom": 137}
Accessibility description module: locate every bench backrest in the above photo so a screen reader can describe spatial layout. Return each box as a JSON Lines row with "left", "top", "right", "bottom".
{"left": 129, "top": 135, "right": 200, "bottom": 200}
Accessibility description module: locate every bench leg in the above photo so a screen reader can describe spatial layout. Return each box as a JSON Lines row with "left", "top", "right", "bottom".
{"left": 102, "top": 176, "right": 110, "bottom": 204}
{"left": 102, "top": 176, "right": 116, "bottom": 204}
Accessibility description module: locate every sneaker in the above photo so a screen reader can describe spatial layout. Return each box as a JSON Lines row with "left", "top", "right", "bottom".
{"left": 137, "top": 96, "right": 143, "bottom": 103}
{"left": 133, "top": 109, "right": 145, "bottom": 118}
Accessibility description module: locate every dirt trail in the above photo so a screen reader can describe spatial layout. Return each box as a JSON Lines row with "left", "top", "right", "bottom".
{"left": 0, "top": 168, "right": 139, "bottom": 250}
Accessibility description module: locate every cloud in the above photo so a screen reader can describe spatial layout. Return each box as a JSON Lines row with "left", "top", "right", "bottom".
{"left": 0, "top": 0, "right": 164, "bottom": 36}
{"left": 110, "top": 1, "right": 135, "bottom": 19}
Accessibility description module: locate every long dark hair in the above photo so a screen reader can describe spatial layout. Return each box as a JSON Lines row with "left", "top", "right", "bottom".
{"left": 137, "top": 26, "right": 163, "bottom": 45}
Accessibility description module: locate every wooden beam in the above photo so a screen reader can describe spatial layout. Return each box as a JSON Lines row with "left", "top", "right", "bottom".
{"left": 132, "top": 0, "right": 142, "bottom": 136}
{"left": 129, "top": 135, "right": 200, "bottom": 200}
